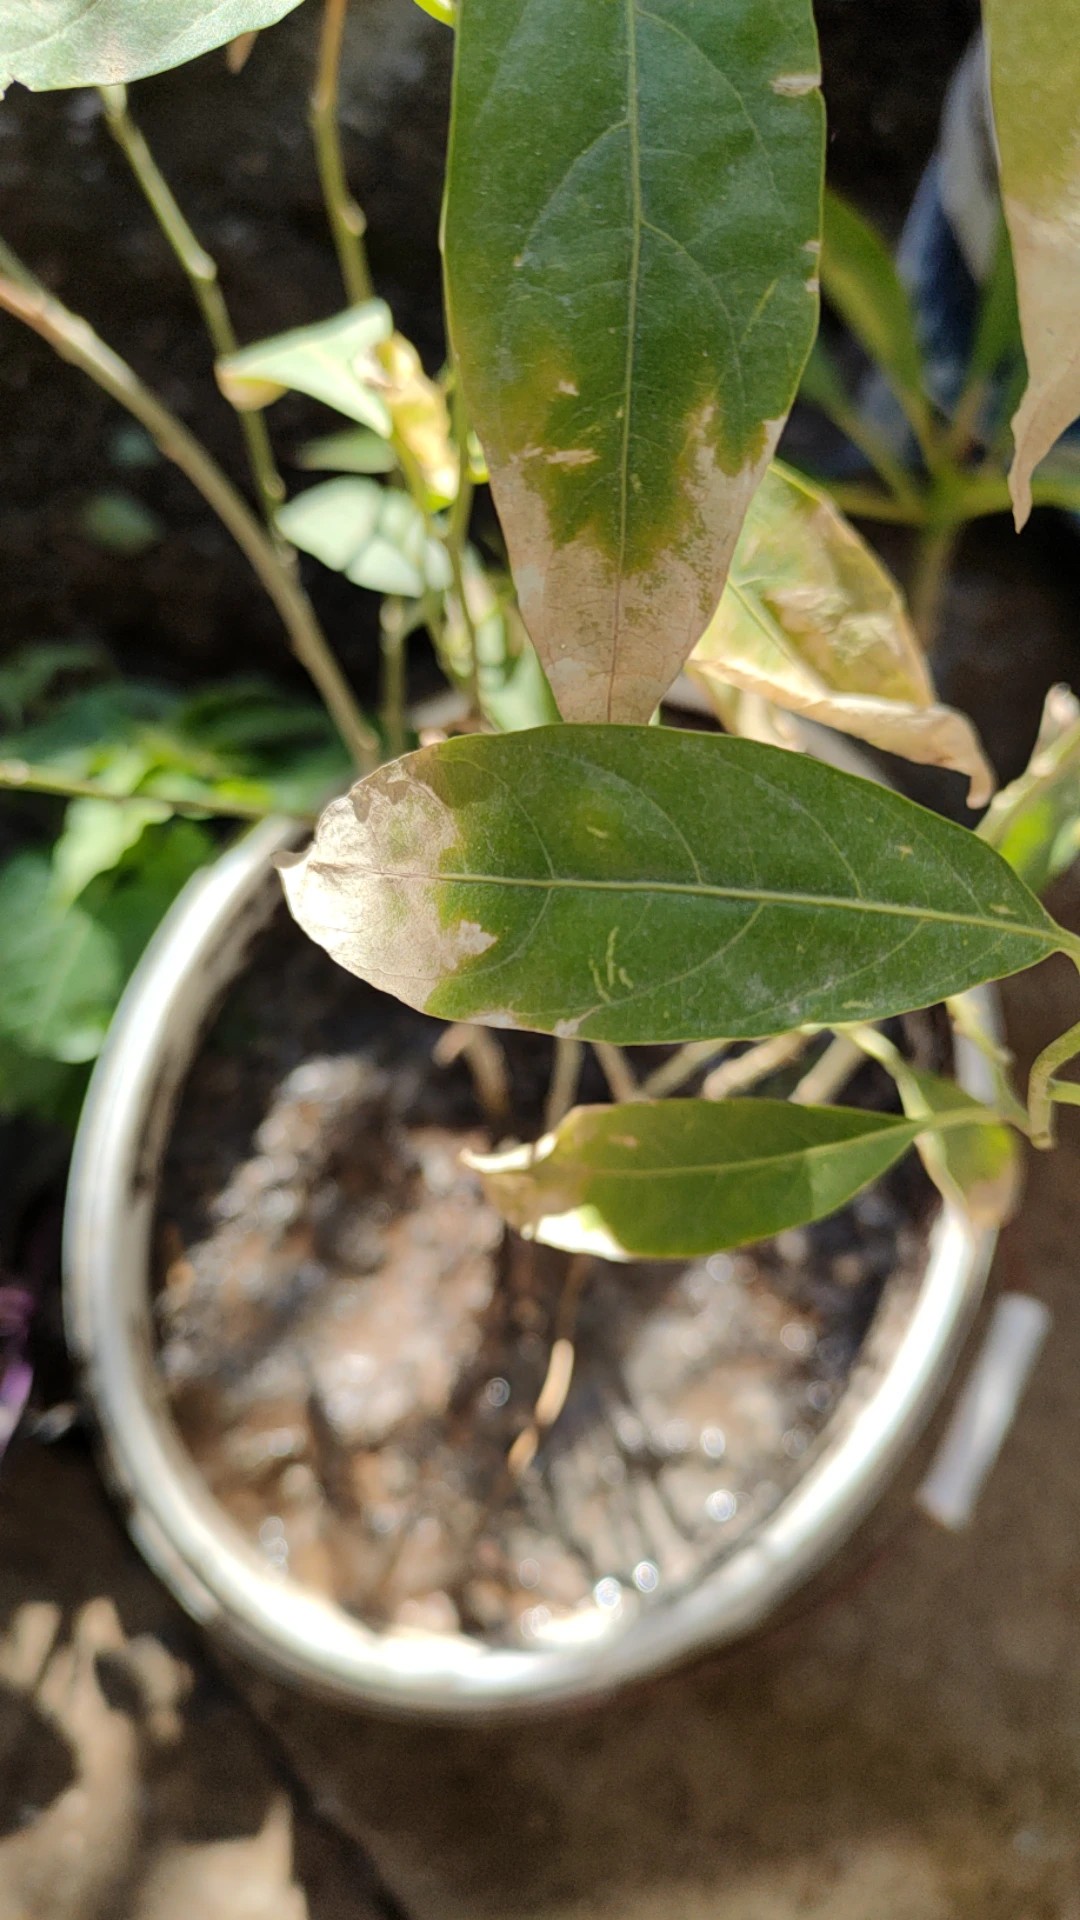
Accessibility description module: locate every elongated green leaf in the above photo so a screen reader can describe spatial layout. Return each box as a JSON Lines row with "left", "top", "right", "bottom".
{"left": 279, "top": 725, "right": 1062, "bottom": 1045}
{"left": 444, "top": 0, "right": 824, "bottom": 723}
{"left": 821, "top": 191, "right": 933, "bottom": 453}
{"left": 984, "top": 0, "right": 1080, "bottom": 524}
{"left": 276, "top": 478, "right": 451, "bottom": 598}
{"left": 980, "top": 684, "right": 1080, "bottom": 890}
{"left": 468, "top": 1098, "right": 920, "bottom": 1259}
{"left": 0, "top": 0, "right": 304, "bottom": 92}
{"left": 687, "top": 463, "right": 993, "bottom": 804}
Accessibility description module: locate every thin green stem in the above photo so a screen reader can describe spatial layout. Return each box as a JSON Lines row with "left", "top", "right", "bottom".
{"left": 379, "top": 598, "right": 408, "bottom": 760}
{"left": 0, "top": 757, "right": 311, "bottom": 822}
{"left": 1028, "top": 963, "right": 1080, "bottom": 1146}
{"left": 99, "top": 84, "right": 285, "bottom": 530}
{"left": 544, "top": 1037, "right": 585, "bottom": 1131}
{"left": 908, "top": 523, "right": 958, "bottom": 652}
{"left": 311, "top": 0, "right": 373, "bottom": 306}
{"left": 815, "top": 481, "right": 926, "bottom": 527}
{"left": 0, "top": 252, "right": 378, "bottom": 772}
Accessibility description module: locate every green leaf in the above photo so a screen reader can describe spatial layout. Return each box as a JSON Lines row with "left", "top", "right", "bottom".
{"left": 849, "top": 1022, "right": 1021, "bottom": 1230}
{"left": 444, "top": 0, "right": 824, "bottom": 723}
{"left": 276, "top": 478, "right": 451, "bottom": 597}
{"left": 984, "top": 0, "right": 1080, "bottom": 523}
{"left": 296, "top": 429, "right": 398, "bottom": 476}
{"left": 218, "top": 305, "right": 395, "bottom": 427}
{"left": 0, "top": 642, "right": 105, "bottom": 728}
{"left": 980, "top": 684, "right": 1080, "bottom": 890}
{"left": 77, "top": 489, "right": 163, "bottom": 556}
{"left": 687, "top": 463, "right": 993, "bottom": 804}
{"left": 901, "top": 1067, "right": 1021, "bottom": 1231}
{"left": 0, "top": 1035, "right": 80, "bottom": 1126}
{"left": 0, "top": 853, "right": 119, "bottom": 1064}
{"left": 279, "top": 724, "right": 1061, "bottom": 1045}
{"left": 821, "top": 190, "right": 934, "bottom": 455}
{"left": 86, "top": 819, "right": 214, "bottom": 975}
{"left": 0, "top": 0, "right": 304, "bottom": 92}
{"left": 468, "top": 1097, "right": 920, "bottom": 1259}
{"left": 52, "top": 795, "right": 169, "bottom": 906}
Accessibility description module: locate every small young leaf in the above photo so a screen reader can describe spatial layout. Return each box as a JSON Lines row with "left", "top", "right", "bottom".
{"left": 296, "top": 429, "right": 398, "bottom": 476}
{"left": 444, "top": 0, "right": 824, "bottom": 723}
{"left": 0, "top": 0, "right": 304, "bottom": 92}
{"left": 687, "top": 463, "right": 993, "bottom": 804}
{"left": 983, "top": 0, "right": 1080, "bottom": 523}
{"left": 279, "top": 725, "right": 1060, "bottom": 1045}
{"left": 467, "top": 1098, "right": 920, "bottom": 1260}
{"left": 821, "top": 190, "right": 934, "bottom": 454}
{"left": 221, "top": 311, "right": 455, "bottom": 507}
{"left": 436, "top": 554, "right": 560, "bottom": 733}
{"left": 979, "top": 684, "right": 1080, "bottom": 889}
{"left": 218, "top": 306, "right": 395, "bottom": 426}
{"left": 276, "top": 478, "right": 451, "bottom": 598}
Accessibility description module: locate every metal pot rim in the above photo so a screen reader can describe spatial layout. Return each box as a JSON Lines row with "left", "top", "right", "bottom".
{"left": 63, "top": 812, "right": 1000, "bottom": 1717}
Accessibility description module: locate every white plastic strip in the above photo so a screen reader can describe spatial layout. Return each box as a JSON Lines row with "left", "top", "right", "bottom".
{"left": 917, "top": 1292, "right": 1051, "bottom": 1530}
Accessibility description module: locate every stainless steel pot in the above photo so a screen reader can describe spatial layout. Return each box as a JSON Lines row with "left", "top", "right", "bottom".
{"left": 64, "top": 812, "right": 1001, "bottom": 1716}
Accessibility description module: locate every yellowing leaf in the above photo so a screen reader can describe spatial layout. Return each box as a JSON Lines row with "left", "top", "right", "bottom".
{"left": 979, "top": 683, "right": 1080, "bottom": 889}
{"left": 984, "top": 0, "right": 1080, "bottom": 525}
{"left": 376, "top": 333, "right": 456, "bottom": 510}
{"left": 686, "top": 464, "right": 994, "bottom": 807}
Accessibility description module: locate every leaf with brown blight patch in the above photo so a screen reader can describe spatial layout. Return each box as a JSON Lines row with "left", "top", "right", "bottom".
{"left": 444, "top": 0, "right": 824, "bottom": 723}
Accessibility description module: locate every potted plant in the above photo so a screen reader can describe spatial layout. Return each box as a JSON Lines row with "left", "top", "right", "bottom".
{"left": 2, "top": 0, "right": 1079, "bottom": 1713}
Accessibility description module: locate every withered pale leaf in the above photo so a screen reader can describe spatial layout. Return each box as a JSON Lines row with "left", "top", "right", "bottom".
{"left": 686, "top": 464, "right": 994, "bottom": 806}
{"left": 984, "top": 0, "right": 1080, "bottom": 525}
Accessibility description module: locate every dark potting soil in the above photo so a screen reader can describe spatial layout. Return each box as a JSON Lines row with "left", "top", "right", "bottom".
{"left": 154, "top": 911, "right": 946, "bottom": 1650}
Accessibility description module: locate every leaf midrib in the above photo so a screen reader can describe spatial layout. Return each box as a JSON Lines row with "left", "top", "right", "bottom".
{"left": 360, "top": 864, "right": 1053, "bottom": 946}
{"left": 560, "top": 1126, "right": 916, "bottom": 1182}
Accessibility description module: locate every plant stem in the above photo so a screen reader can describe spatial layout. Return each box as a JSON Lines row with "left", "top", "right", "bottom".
{"left": 592, "top": 1042, "right": 641, "bottom": 1103}
{"left": 908, "top": 523, "right": 957, "bottom": 652}
{"left": 791, "top": 1033, "right": 863, "bottom": 1106}
{"left": 640, "top": 1037, "right": 728, "bottom": 1099}
{"left": 99, "top": 84, "right": 285, "bottom": 530}
{"left": 1028, "top": 991, "right": 1080, "bottom": 1147}
{"left": 311, "top": 0, "right": 373, "bottom": 306}
{"left": 379, "top": 598, "right": 408, "bottom": 759}
{"left": 544, "top": 1036, "right": 584, "bottom": 1131}
{"left": 816, "top": 481, "right": 926, "bottom": 527}
{"left": 702, "top": 1029, "right": 810, "bottom": 1102}
{"left": 0, "top": 757, "right": 311, "bottom": 822}
{"left": 0, "top": 253, "right": 378, "bottom": 773}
